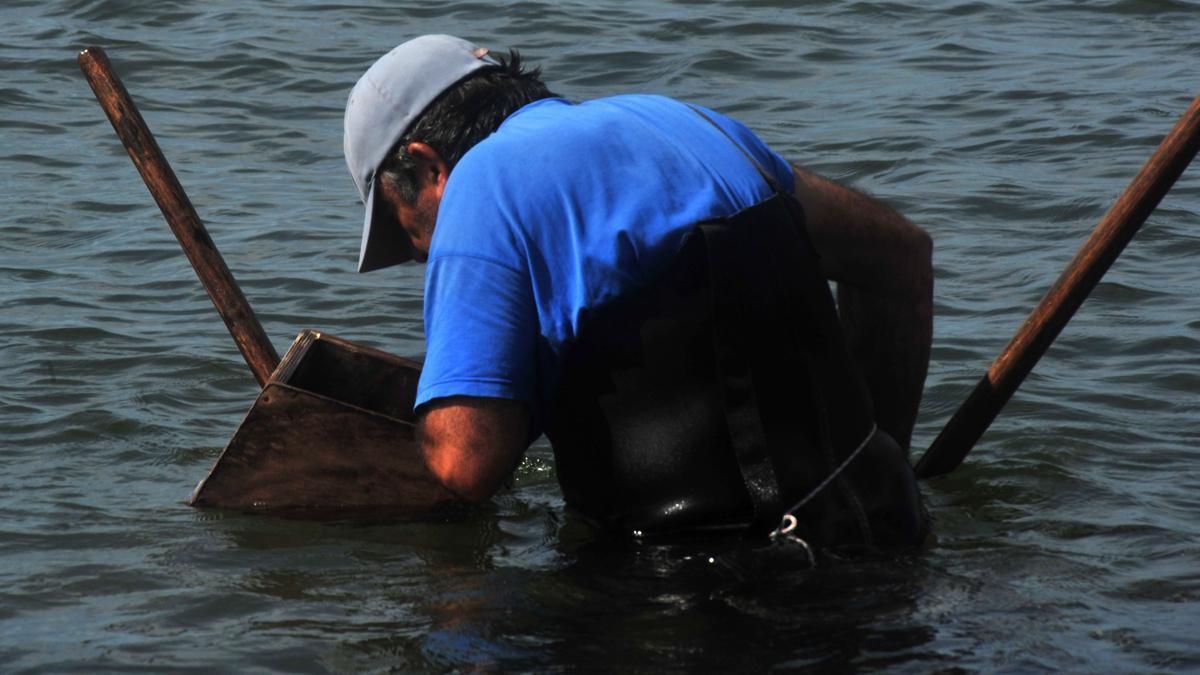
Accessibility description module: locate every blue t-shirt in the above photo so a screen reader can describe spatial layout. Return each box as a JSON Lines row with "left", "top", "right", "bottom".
{"left": 416, "top": 95, "right": 794, "bottom": 432}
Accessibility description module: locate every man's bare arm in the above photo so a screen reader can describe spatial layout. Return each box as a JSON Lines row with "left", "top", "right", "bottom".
{"left": 417, "top": 396, "right": 531, "bottom": 501}
{"left": 791, "top": 165, "right": 933, "bottom": 451}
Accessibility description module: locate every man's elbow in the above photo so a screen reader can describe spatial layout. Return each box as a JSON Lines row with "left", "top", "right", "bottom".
{"left": 422, "top": 441, "right": 500, "bottom": 502}
{"left": 890, "top": 209, "right": 932, "bottom": 266}
{"left": 910, "top": 225, "right": 934, "bottom": 287}
{"left": 912, "top": 224, "right": 933, "bottom": 264}
{"left": 416, "top": 396, "right": 531, "bottom": 503}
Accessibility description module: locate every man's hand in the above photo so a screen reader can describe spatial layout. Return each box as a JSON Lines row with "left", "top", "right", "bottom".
{"left": 417, "top": 396, "right": 531, "bottom": 501}
{"left": 791, "top": 165, "right": 933, "bottom": 451}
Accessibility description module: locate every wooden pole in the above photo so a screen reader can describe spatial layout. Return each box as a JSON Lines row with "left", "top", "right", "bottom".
{"left": 915, "top": 93, "right": 1200, "bottom": 479}
{"left": 78, "top": 46, "right": 280, "bottom": 387}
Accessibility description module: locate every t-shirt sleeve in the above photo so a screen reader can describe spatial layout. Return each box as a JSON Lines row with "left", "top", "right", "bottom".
{"left": 415, "top": 253, "right": 539, "bottom": 413}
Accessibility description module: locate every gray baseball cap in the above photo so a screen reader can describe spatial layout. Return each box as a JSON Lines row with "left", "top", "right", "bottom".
{"left": 344, "top": 35, "right": 499, "bottom": 272}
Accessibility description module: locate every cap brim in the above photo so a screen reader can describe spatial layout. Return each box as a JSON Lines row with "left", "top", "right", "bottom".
{"left": 357, "top": 181, "right": 414, "bottom": 273}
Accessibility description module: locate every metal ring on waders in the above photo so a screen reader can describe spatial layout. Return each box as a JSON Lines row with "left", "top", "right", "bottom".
{"left": 766, "top": 422, "right": 879, "bottom": 568}
{"left": 769, "top": 514, "right": 816, "bottom": 567}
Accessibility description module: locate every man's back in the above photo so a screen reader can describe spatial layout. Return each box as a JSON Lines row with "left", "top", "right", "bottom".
{"left": 419, "top": 94, "right": 796, "bottom": 427}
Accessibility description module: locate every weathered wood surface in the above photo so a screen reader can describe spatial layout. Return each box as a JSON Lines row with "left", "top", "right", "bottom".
{"left": 190, "top": 330, "right": 449, "bottom": 511}
{"left": 916, "top": 92, "right": 1200, "bottom": 479}
{"left": 278, "top": 331, "right": 420, "bottom": 423}
{"left": 188, "top": 382, "right": 450, "bottom": 511}
{"left": 79, "top": 48, "right": 441, "bottom": 513}
{"left": 78, "top": 46, "right": 279, "bottom": 386}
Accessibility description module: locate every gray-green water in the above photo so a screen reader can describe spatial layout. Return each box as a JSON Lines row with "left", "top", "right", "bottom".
{"left": 3, "top": 0, "right": 1200, "bottom": 671}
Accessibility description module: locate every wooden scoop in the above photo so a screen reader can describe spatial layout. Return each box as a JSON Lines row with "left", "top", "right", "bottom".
{"left": 80, "top": 46, "right": 451, "bottom": 512}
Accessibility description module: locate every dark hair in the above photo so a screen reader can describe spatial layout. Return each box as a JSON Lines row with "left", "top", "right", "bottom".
{"left": 379, "top": 50, "right": 558, "bottom": 203}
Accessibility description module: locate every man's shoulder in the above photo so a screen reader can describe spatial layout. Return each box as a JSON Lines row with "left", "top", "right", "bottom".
{"left": 452, "top": 93, "right": 744, "bottom": 185}
{"left": 438, "top": 92, "right": 793, "bottom": 246}
{"left": 444, "top": 95, "right": 687, "bottom": 201}
{"left": 467, "top": 94, "right": 697, "bottom": 152}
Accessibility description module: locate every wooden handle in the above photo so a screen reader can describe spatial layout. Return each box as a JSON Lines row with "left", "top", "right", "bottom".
{"left": 915, "top": 92, "right": 1200, "bottom": 479}
{"left": 78, "top": 46, "right": 279, "bottom": 387}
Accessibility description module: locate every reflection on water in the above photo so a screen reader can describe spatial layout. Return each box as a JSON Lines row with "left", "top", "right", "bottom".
{"left": 198, "top": 502, "right": 941, "bottom": 671}
{"left": 2, "top": 0, "right": 1200, "bottom": 671}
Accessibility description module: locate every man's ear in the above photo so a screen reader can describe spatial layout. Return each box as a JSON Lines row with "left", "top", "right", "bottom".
{"left": 405, "top": 142, "right": 449, "bottom": 189}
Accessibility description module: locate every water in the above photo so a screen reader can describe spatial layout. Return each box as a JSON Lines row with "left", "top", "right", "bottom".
{"left": 3, "top": 0, "right": 1199, "bottom": 671}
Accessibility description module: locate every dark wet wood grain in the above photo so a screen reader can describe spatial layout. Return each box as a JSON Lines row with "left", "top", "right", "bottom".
{"left": 79, "top": 46, "right": 279, "bottom": 386}
{"left": 188, "top": 381, "right": 450, "bottom": 511}
{"left": 190, "top": 330, "right": 449, "bottom": 511}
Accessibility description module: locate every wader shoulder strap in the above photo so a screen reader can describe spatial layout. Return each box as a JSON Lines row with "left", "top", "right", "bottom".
{"left": 688, "top": 105, "right": 793, "bottom": 530}
{"left": 698, "top": 219, "right": 783, "bottom": 529}
{"left": 689, "top": 105, "right": 872, "bottom": 534}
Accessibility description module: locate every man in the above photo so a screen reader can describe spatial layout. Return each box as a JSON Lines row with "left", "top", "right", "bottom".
{"left": 345, "top": 35, "right": 932, "bottom": 548}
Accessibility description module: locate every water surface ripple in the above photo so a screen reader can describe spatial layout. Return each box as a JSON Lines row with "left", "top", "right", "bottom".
{"left": 2, "top": 0, "right": 1199, "bottom": 671}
